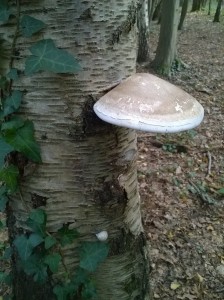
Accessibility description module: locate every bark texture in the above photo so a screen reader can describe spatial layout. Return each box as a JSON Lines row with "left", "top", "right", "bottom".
{"left": 137, "top": 0, "right": 150, "bottom": 62}
{"left": 178, "top": 0, "right": 189, "bottom": 30}
{"left": 2, "top": 1, "right": 150, "bottom": 299}
{"left": 152, "top": 0, "right": 180, "bottom": 75}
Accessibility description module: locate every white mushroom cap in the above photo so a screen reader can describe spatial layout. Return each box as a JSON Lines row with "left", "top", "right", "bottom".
{"left": 93, "top": 73, "right": 204, "bottom": 133}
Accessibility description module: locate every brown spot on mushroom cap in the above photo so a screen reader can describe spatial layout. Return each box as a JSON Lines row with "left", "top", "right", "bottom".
{"left": 94, "top": 73, "right": 204, "bottom": 133}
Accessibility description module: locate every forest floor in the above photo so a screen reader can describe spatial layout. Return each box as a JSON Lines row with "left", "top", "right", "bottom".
{"left": 137, "top": 12, "right": 224, "bottom": 300}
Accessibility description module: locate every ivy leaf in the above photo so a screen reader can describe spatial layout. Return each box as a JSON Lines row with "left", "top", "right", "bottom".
{"left": 14, "top": 235, "right": 33, "bottom": 261}
{"left": 0, "top": 193, "right": 8, "bottom": 212}
{"left": 0, "top": 186, "right": 8, "bottom": 212}
{"left": 53, "top": 285, "right": 70, "bottom": 300}
{"left": 25, "top": 39, "right": 80, "bottom": 75}
{"left": 2, "top": 120, "right": 41, "bottom": 163}
{"left": 22, "top": 254, "right": 48, "bottom": 283}
{"left": 82, "top": 280, "right": 97, "bottom": 300}
{"left": 79, "top": 242, "right": 109, "bottom": 272}
{"left": 218, "top": 187, "right": 224, "bottom": 194}
{"left": 29, "top": 233, "right": 44, "bottom": 248}
{"left": 44, "top": 235, "right": 57, "bottom": 250}
{"left": 0, "top": 138, "right": 13, "bottom": 169}
{"left": 44, "top": 253, "right": 61, "bottom": 273}
{"left": 27, "top": 209, "right": 47, "bottom": 237}
{"left": 0, "top": 165, "right": 19, "bottom": 193}
{"left": 0, "top": 271, "right": 12, "bottom": 285}
{"left": 0, "top": 0, "right": 11, "bottom": 24}
{"left": 29, "top": 208, "right": 46, "bottom": 225}
{"left": 6, "top": 68, "right": 18, "bottom": 80}
{"left": 1, "top": 116, "right": 25, "bottom": 132}
{"left": 3, "top": 90, "right": 22, "bottom": 116}
{"left": 21, "top": 15, "right": 46, "bottom": 38}
{"left": 57, "top": 224, "right": 79, "bottom": 246}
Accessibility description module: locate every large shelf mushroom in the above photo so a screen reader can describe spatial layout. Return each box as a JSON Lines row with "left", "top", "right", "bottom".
{"left": 93, "top": 73, "right": 204, "bottom": 133}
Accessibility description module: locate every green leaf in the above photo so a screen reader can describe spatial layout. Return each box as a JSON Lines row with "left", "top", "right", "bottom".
{"left": 0, "top": 165, "right": 19, "bottom": 193}
{"left": 2, "top": 246, "right": 12, "bottom": 260}
{"left": 82, "top": 280, "right": 97, "bottom": 300}
{"left": 53, "top": 285, "right": 70, "bottom": 300}
{"left": 0, "top": 220, "right": 5, "bottom": 230}
{"left": 25, "top": 39, "right": 80, "bottom": 75}
{"left": 0, "top": 194, "right": 8, "bottom": 212}
{"left": 1, "top": 116, "right": 25, "bottom": 132}
{"left": 0, "top": 186, "right": 7, "bottom": 209}
{"left": 57, "top": 224, "right": 79, "bottom": 246}
{"left": 0, "top": 0, "right": 10, "bottom": 24}
{"left": 44, "top": 253, "right": 61, "bottom": 273}
{"left": 79, "top": 242, "right": 109, "bottom": 272}
{"left": 2, "top": 120, "right": 41, "bottom": 162}
{"left": 0, "top": 138, "right": 13, "bottom": 169}
{"left": 29, "top": 233, "right": 44, "bottom": 248}
{"left": 21, "top": 254, "right": 48, "bottom": 283}
{"left": 0, "top": 271, "right": 12, "bottom": 285}
{"left": 29, "top": 208, "right": 46, "bottom": 225}
{"left": 27, "top": 209, "right": 47, "bottom": 237}
{"left": 3, "top": 90, "right": 22, "bottom": 116}
{"left": 21, "top": 15, "right": 46, "bottom": 37}
{"left": 217, "top": 187, "right": 224, "bottom": 194}
{"left": 44, "top": 235, "right": 57, "bottom": 250}
{"left": 14, "top": 235, "right": 33, "bottom": 260}
{"left": 7, "top": 68, "right": 18, "bottom": 80}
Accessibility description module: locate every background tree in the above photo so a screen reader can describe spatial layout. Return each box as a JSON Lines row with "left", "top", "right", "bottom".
{"left": 137, "top": 0, "right": 150, "bottom": 62}
{"left": 0, "top": 1, "right": 150, "bottom": 299}
{"left": 213, "top": 0, "right": 223, "bottom": 22}
{"left": 191, "top": 0, "right": 202, "bottom": 11}
{"left": 178, "top": 0, "right": 189, "bottom": 30}
{"left": 152, "top": 0, "right": 180, "bottom": 75}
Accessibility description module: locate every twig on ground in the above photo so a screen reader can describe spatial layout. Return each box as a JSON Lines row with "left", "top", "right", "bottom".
{"left": 206, "top": 151, "right": 212, "bottom": 177}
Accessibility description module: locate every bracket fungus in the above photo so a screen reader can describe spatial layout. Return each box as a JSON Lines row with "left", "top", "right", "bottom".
{"left": 93, "top": 73, "right": 204, "bottom": 133}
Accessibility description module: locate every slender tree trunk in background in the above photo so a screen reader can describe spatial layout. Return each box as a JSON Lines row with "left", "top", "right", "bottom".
{"left": 137, "top": 0, "right": 150, "bottom": 62}
{"left": 213, "top": 0, "right": 222, "bottom": 22}
{"left": 191, "top": 0, "right": 201, "bottom": 11}
{"left": 152, "top": 0, "right": 180, "bottom": 75}
{"left": 178, "top": 0, "right": 189, "bottom": 30}
{"left": 152, "top": 0, "right": 162, "bottom": 20}
{"left": 2, "top": 1, "right": 150, "bottom": 299}
{"left": 208, "top": 0, "right": 212, "bottom": 15}
{"left": 148, "top": 0, "right": 159, "bottom": 22}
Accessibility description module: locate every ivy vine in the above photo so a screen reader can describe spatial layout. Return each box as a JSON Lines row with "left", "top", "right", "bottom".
{"left": 0, "top": 1, "right": 109, "bottom": 299}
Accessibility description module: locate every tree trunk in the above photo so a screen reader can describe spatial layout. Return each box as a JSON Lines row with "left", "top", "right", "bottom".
{"left": 152, "top": 0, "right": 180, "bottom": 75}
{"left": 152, "top": 0, "right": 162, "bottom": 20}
{"left": 191, "top": 0, "right": 201, "bottom": 12}
{"left": 208, "top": 0, "right": 212, "bottom": 15}
{"left": 213, "top": 0, "right": 222, "bottom": 22}
{"left": 1, "top": 1, "right": 150, "bottom": 299}
{"left": 178, "top": 0, "right": 189, "bottom": 30}
{"left": 137, "top": 0, "right": 150, "bottom": 62}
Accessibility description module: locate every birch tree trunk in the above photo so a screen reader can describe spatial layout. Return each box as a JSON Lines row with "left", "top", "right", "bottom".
{"left": 152, "top": 0, "right": 180, "bottom": 75}
{"left": 2, "top": 1, "right": 150, "bottom": 299}
{"left": 137, "top": 0, "right": 150, "bottom": 62}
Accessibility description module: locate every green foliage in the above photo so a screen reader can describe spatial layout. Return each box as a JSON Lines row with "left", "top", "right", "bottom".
{"left": 20, "top": 15, "right": 46, "bottom": 37}
{"left": 0, "top": 5, "right": 107, "bottom": 299}
{"left": 2, "top": 90, "right": 22, "bottom": 116}
{"left": 7, "top": 68, "right": 18, "bottom": 80}
{"left": 0, "top": 165, "right": 19, "bottom": 193}
{"left": 57, "top": 224, "right": 79, "bottom": 246}
{"left": 79, "top": 242, "right": 109, "bottom": 272}
{"left": 217, "top": 187, "right": 224, "bottom": 194}
{"left": 0, "top": 191, "right": 8, "bottom": 211}
{"left": 25, "top": 39, "right": 80, "bottom": 75}
{"left": 0, "top": 139, "right": 13, "bottom": 168}
{"left": 2, "top": 120, "right": 42, "bottom": 162}
{"left": 0, "top": 0, "right": 11, "bottom": 24}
